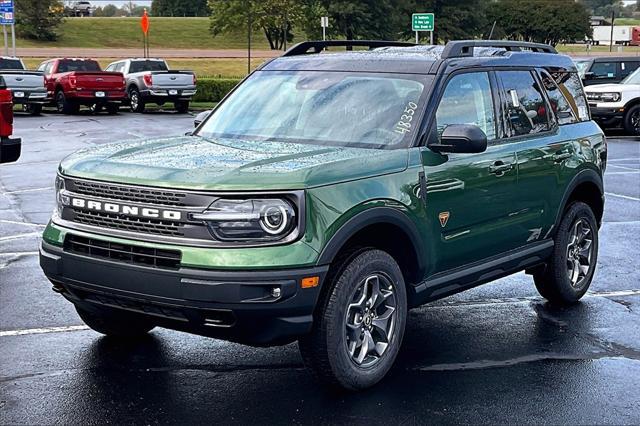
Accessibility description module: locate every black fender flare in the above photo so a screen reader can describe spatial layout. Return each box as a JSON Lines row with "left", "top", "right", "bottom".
{"left": 316, "top": 206, "right": 427, "bottom": 275}
{"left": 554, "top": 168, "right": 604, "bottom": 230}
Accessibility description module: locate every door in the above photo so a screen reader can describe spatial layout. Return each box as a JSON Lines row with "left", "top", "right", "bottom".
{"left": 422, "top": 71, "right": 520, "bottom": 274}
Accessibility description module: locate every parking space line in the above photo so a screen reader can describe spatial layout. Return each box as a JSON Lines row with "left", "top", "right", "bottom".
{"left": 605, "top": 192, "right": 640, "bottom": 202}
{"left": 608, "top": 158, "right": 640, "bottom": 162}
{"left": 608, "top": 164, "right": 639, "bottom": 171}
{"left": 4, "top": 187, "right": 53, "bottom": 195}
{"left": 0, "top": 232, "right": 42, "bottom": 242}
{"left": 606, "top": 171, "right": 640, "bottom": 175}
{"left": 0, "top": 219, "right": 46, "bottom": 228}
{"left": 0, "top": 325, "right": 89, "bottom": 337}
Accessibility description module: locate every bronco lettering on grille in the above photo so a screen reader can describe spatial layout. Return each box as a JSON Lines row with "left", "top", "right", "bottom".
{"left": 70, "top": 197, "right": 182, "bottom": 221}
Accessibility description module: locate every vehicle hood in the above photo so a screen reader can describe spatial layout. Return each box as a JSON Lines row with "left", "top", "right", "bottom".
{"left": 59, "top": 136, "right": 409, "bottom": 190}
{"left": 584, "top": 83, "right": 640, "bottom": 92}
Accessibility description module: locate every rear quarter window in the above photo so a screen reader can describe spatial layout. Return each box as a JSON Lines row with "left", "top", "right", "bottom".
{"left": 538, "top": 70, "right": 577, "bottom": 125}
{"left": 547, "top": 70, "right": 590, "bottom": 122}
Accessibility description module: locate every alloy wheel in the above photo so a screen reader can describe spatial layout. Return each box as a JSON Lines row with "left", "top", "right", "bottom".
{"left": 344, "top": 273, "right": 397, "bottom": 368}
{"left": 566, "top": 218, "right": 594, "bottom": 289}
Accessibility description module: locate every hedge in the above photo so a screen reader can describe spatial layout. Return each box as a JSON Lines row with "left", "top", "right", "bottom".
{"left": 194, "top": 78, "right": 242, "bottom": 103}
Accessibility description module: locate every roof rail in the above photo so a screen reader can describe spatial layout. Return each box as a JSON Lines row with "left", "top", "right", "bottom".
{"left": 283, "top": 40, "right": 416, "bottom": 57}
{"left": 441, "top": 40, "right": 557, "bottom": 59}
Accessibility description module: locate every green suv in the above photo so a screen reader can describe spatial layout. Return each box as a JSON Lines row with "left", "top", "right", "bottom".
{"left": 40, "top": 40, "right": 607, "bottom": 390}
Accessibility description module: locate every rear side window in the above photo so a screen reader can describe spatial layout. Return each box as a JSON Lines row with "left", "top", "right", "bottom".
{"left": 548, "top": 71, "right": 590, "bottom": 122}
{"left": 590, "top": 62, "right": 617, "bottom": 79}
{"left": 538, "top": 70, "right": 576, "bottom": 125}
{"left": 129, "top": 61, "right": 168, "bottom": 73}
{"left": 621, "top": 61, "right": 640, "bottom": 79}
{"left": 435, "top": 72, "right": 496, "bottom": 141}
{"left": 497, "top": 70, "right": 550, "bottom": 137}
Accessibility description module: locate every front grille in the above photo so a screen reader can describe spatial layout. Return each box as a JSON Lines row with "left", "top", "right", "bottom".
{"left": 72, "top": 180, "right": 187, "bottom": 206}
{"left": 64, "top": 234, "right": 181, "bottom": 270}
{"left": 72, "top": 210, "right": 183, "bottom": 237}
{"left": 77, "top": 290, "right": 188, "bottom": 322}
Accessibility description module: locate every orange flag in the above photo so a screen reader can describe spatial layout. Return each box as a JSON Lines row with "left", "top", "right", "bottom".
{"left": 141, "top": 9, "right": 149, "bottom": 35}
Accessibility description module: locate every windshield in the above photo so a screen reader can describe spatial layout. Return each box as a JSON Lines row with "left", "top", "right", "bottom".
{"left": 574, "top": 60, "right": 590, "bottom": 77}
{"left": 621, "top": 67, "right": 640, "bottom": 85}
{"left": 0, "top": 58, "right": 23, "bottom": 70}
{"left": 130, "top": 60, "right": 168, "bottom": 73}
{"left": 196, "top": 71, "right": 430, "bottom": 149}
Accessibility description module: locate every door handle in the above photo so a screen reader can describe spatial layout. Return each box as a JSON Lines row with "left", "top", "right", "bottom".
{"left": 489, "top": 161, "right": 514, "bottom": 176}
{"left": 553, "top": 152, "right": 572, "bottom": 163}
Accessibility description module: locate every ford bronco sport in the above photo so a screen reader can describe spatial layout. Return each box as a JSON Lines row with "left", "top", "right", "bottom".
{"left": 40, "top": 40, "right": 607, "bottom": 390}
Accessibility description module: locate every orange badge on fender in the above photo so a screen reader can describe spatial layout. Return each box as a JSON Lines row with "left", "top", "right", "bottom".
{"left": 439, "top": 212, "right": 450, "bottom": 227}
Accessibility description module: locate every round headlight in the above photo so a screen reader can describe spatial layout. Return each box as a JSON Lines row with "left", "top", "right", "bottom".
{"left": 261, "top": 205, "right": 288, "bottom": 234}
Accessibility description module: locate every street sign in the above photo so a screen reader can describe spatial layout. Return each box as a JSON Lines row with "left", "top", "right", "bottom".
{"left": 412, "top": 13, "right": 434, "bottom": 32}
{"left": 0, "top": 0, "right": 13, "bottom": 25}
{"left": 320, "top": 16, "right": 329, "bottom": 28}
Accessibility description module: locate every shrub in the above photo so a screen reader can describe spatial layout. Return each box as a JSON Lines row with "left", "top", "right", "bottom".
{"left": 194, "top": 78, "right": 242, "bottom": 103}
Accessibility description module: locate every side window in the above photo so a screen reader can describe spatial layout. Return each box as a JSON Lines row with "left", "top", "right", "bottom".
{"left": 590, "top": 62, "right": 617, "bottom": 79}
{"left": 105, "top": 63, "right": 115, "bottom": 72}
{"left": 117, "top": 63, "right": 125, "bottom": 73}
{"left": 621, "top": 61, "right": 640, "bottom": 79}
{"left": 538, "top": 70, "right": 576, "bottom": 125}
{"left": 497, "top": 70, "right": 550, "bottom": 137}
{"left": 44, "top": 62, "right": 54, "bottom": 75}
{"left": 434, "top": 72, "right": 496, "bottom": 141}
{"left": 548, "top": 71, "right": 590, "bottom": 122}
{"left": 37, "top": 62, "right": 47, "bottom": 72}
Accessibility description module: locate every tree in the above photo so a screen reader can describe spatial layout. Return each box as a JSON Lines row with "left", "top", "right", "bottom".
{"left": 15, "top": 0, "right": 64, "bottom": 41}
{"left": 319, "top": 0, "right": 395, "bottom": 40}
{"left": 209, "top": 0, "right": 304, "bottom": 50}
{"left": 102, "top": 4, "right": 119, "bottom": 17}
{"left": 152, "top": 0, "right": 209, "bottom": 17}
{"left": 488, "top": 0, "right": 591, "bottom": 46}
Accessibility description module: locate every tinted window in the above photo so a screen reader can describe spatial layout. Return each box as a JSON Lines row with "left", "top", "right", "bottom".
{"left": 590, "top": 62, "right": 617, "bottom": 79}
{"left": 538, "top": 70, "right": 576, "bottom": 125}
{"left": 621, "top": 61, "right": 640, "bottom": 78}
{"left": 0, "top": 58, "right": 23, "bottom": 70}
{"left": 129, "top": 61, "right": 168, "bottom": 73}
{"left": 549, "top": 71, "right": 590, "bottom": 122}
{"left": 435, "top": 72, "right": 496, "bottom": 141}
{"left": 57, "top": 60, "right": 101, "bottom": 73}
{"left": 498, "top": 71, "right": 550, "bottom": 137}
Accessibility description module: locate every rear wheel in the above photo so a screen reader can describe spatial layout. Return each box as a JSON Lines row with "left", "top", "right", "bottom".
{"left": 24, "top": 103, "right": 43, "bottom": 116}
{"left": 174, "top": 100, "right": 189, "bottom": 114}
{"left": 299, "top": 249, "right": 407, "bottom": 390}
{"left": 623, "top": 104, "right": 640, "bottom": 136}
{"left": 76, "top": 306, "right": 155, "bottom": 338}
{"left": 106, "top": 103, "right": 119, "bottom": 115}
{"left": 56, "top": 90, "right": 78, "bottom": 115}
{"left": 129, "top": 87, "right": 145, "bottom": 113}
{"left": 534, "top": 202, "right": 599, "bottom": 305}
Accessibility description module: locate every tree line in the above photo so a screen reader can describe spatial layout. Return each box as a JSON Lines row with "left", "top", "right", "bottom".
{"left": 14, "top": 0, "right": 636, "bottom": 45}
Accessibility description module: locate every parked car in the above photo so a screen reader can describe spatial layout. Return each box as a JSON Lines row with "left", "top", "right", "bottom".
{"left": 69, "top": 1, "right": 92, "bottom": 17}
{"left": 575, "top": 56, "right": 640, "bottom": 86}
{"left": 585, "top": 66, "right": 640, "bottom": 135}
{"left": 40, "top": 40, "right": 606, "bottom": 391}
{"left": 0, "top": 56, "right": 48, "bottom": 115}
{"left": 105, "top": 58, "right": 197, "bottom": 113}
{"left": 37, "top": 58, "right": 126, "bottom": 114}
{"left": 0, "top": 77, "right": 21, "bottom": 164}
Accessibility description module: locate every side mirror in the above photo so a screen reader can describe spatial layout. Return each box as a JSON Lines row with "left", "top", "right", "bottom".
{"left": 584, "top": 72, "right": 595, "bottom": 80}
{"left": 0, "top": 137, "right": 21, "bottom": 164}
{"left": 430, "top": 124, "right": 487, "bottom": 154}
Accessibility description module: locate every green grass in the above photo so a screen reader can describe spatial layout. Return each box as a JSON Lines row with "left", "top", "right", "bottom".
{"left": 22, "top": 57, "right": 264, "bottom": 78}
{"left": 614, "top": 18, "right": 640, "bottom": 26}
{"left": 18, "top": 17, "right": 303, "bottom": 50}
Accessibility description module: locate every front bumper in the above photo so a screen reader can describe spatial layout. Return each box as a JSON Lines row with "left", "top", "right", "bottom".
{"left": 588, "top": 105, "right": 625, "bottom": 127}
{"left": 40, "top": 240, "right": 328, "bottom": 346}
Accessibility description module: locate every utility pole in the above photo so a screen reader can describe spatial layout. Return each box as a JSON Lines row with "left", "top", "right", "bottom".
{"left": 247, "top": 0, "right": 251, "bottom": 75}
{"left": 610, "top": 10, "right": 615, "bottom": 52}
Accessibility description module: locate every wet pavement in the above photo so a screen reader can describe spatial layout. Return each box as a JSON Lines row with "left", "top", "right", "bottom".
{"left": 1, "top": 112, "right": 639, "bottom": 425}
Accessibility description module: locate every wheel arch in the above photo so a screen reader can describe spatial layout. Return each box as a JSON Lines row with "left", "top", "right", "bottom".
{"left": 317, "top": 207, "right": 427, "bottom": 287}
{"left": 555, "top": 168, "right": 604, "bottom": 231}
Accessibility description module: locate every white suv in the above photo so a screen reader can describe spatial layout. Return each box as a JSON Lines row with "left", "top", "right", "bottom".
{"left": 585, "top": 67, "right": 640, "bottom": 135}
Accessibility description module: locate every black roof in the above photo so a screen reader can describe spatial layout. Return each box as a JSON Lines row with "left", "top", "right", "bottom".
{"left": 262, "top": 40, "right": 577, "bottom": 75}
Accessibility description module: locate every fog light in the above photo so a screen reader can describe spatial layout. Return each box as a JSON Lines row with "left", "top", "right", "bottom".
{"left": 271, "top": 287, "right": 281, "bottom": 298}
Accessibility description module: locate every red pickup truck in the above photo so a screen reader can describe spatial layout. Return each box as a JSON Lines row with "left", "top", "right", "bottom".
{"left": 0, "top": 77, "right": 21, "bottom": 164}
{"left": 37, "top": 58, "right": 126, "bottom": 114}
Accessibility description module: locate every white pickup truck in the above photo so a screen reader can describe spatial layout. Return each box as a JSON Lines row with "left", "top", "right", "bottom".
{"left": 0, "top": 56, "right": 48, "bottom": 115}
{"left": 585, "top": 67, "right": 640, "bottom": 135}
{"left": 105, "top": 58, "right": 197, "bottom": 113}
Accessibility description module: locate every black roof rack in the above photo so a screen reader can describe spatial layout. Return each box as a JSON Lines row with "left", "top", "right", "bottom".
{"left": 283, "top": 40, "right": 416, "bottom": 57}
{"left": 441, "top": 40, "right": 557, "bottom": 59}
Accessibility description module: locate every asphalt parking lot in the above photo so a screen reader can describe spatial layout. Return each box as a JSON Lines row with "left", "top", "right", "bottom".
{"left": 1, "top": 112, "right": 639, "bottom": 425}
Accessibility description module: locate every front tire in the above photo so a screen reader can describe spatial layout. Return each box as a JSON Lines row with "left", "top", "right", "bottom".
{"left": 106, "top": 103, "right": 119, "bottom": 115}
{"left": 174, "top": 100, "right": 189, "bottom": 113}
{"left": 534, "top": 202, "right": 599, "bottom": 305}
{"left": 299, "top": 249, "right": 407, "bottom": 391}
{"left": 24, "top": 103, "right": 43, "bottom": 116}
{"left": 623, "top": 104, "right": 640, "bottom": 136}
{"left": 76, "top": 306, "right": 155, "bottom": 338}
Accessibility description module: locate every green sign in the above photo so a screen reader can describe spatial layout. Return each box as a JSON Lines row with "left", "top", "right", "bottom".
{"left": 412, "top": 13, "right": 434, "bottom": 31}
